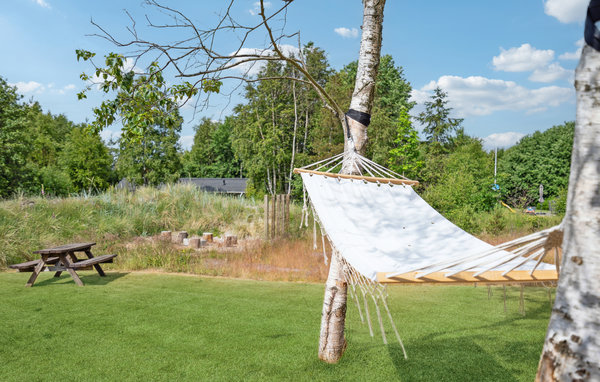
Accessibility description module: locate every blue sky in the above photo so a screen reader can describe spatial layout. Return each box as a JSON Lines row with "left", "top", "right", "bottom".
{"left": 0, "top": 0, "right": 587, "bottom": 151}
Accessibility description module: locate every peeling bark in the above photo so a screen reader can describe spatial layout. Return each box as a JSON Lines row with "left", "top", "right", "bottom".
{"left": 318, "top": 0, "right": 386, "bottom": 364}
{"left": 535, "top": 44, "right": 600, "bottom": 381}
{"left": 318, "top": 254, "right": 348, "bottom": 363}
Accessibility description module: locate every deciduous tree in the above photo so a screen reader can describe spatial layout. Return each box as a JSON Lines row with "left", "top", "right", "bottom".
{"left": 59, "top": 126, "right": 114, "bottom": 192}
{"left": 0, "top": 77, "right": 32, "bottom": 197}
{"left": 77, "top": 0, "right": 387, "bottom": 363}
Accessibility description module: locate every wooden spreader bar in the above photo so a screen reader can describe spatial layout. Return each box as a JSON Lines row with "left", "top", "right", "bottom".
{"left": 377, "top": 270, "right": 559, "bottom": 285}
{"left": 293, "top": 168, "right": 419, "bottom": 186}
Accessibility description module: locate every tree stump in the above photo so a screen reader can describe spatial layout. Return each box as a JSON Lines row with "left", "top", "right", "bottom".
{"left": 225, "top": 235, "right": 238, "bottom": 247}
{"left": 189, "top": 237, "right": 201, "bottom": 249}
{"left": 202, "top": 232, "right": 213, "bottom": 243}
{"left": 171, "top": 231, "right": 188, "bottom": 244}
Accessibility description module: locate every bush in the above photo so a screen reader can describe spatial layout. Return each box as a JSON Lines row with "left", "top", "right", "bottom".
{"left": 38, "top": 166, "right": 73, "bottom": 197}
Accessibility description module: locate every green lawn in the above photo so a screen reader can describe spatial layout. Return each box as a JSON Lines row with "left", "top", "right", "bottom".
{"left": 0, "top": 272, "right": 552, "bottom": 381}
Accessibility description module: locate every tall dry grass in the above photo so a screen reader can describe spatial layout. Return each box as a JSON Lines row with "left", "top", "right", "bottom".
{"left": 0, "top": 184, "right": 290, "bottom": 268}
{"left": 1, "top": 184, "right": 564, "bottom": 281}
{"left": 111, "top": 237, "right": 329, "bottom": 282}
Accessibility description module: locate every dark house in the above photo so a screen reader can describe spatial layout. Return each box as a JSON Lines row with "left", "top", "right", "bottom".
{"left": 178, "top": 178, "right": 248, "bottom": 194}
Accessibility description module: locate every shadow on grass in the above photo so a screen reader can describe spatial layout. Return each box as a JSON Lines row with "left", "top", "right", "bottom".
{"left": 384, "top": 304, "right": 550, "bottom": 381}
{"left": 386, "top": 338, "right": 521, "bottom": 382}
{"left": 33, "top": 271, "right": 128, "bottom": 287}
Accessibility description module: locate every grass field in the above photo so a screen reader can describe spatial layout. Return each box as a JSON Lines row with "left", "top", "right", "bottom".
{"left": 0, "top": 271, "right": 553, "bottom": 381}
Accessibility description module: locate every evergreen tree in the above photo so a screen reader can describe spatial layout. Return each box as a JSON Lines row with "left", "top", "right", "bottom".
{"left": 416, "top": 87, "right": 463, "bottom": 148}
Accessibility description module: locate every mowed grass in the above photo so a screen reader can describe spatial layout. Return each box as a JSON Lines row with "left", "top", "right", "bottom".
{"left": 0, "top": 272, "right": 553, "bottom": 381}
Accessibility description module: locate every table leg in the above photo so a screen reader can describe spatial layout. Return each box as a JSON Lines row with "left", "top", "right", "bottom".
{"left": 26, "top": 256, "right": 47, "bottom": 287}
{"left": 84, "top": 249, "right": 106, "bottom": 277}
{"left": 54, "top": 256, "right": 66, "bottom": 278}
{"left": 60, "top": 254, "right": 84, "bottom": 287}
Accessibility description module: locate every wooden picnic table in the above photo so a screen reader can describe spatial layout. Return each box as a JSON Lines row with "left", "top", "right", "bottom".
{"left": 9, "top": 242, "right": 116, "bottom": 287}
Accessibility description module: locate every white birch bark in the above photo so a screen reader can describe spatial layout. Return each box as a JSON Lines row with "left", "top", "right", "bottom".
{"left": 287, "top": 80, "right": 298, "bottom": 194}
{"left": 318, "top": 0, "right": 386, "bottom": 364}
{"left": 536, "top": 44, "right": 600, "bottom": 381}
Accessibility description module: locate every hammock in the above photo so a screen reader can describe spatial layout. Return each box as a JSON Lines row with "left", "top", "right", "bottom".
{"left": 295, "top": 152, "right": 561, "bottom": 356}
{"left": 295, "top": 151, "right": 560, "bottom": 285}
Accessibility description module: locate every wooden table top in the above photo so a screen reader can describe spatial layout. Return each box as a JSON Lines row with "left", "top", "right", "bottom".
{"left": 33, "top": 242, "right": 96, "bottom": 255}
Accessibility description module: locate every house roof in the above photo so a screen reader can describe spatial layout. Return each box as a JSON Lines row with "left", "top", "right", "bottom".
{"left": 178, "top": 178, "right": 248, "bottom": 194}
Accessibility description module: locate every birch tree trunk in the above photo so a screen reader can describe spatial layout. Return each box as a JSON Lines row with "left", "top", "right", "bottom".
{"left": 535, "top": 44, "right": 600, "bottom": 381}
{"left": 288, "top": 80, "right": 298, "bottom": 194}
{"left": 318, "top": 0, "right": 386, "bottom": 364}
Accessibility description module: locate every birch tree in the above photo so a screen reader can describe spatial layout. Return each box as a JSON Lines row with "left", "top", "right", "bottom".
{"left": 535, "top": 39, "right": 600, "bottom": 382}
{"left": 77, "top": 0, "right": 386, "bottom": 363}
{"left": 319, "top": 0, "right": 386, "bottom": 363}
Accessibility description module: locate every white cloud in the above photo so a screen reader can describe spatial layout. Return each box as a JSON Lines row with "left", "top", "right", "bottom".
{"left": 483, "top": 132, "right": 526, "bottom": 151}
{"left": 9, "top": 81, "right": 78, "bottom": 96}
{"left": 559, "top": 38, "right": 584, "bottom": 60}
{"left": 9, "top": 81, "right": 45, "bottom": 94}
{"left": 100, "top": 129, "right": 122, "bottom": 145}
{"left": 56, "top": 84, "right": 76, "bottom": 95}
{"left": 411, "top": 75, "right": 573, "bottom": 117}
{"left": 178, "top": 135, "right": 194, "bottom": 151}
{"left": 34, "top": 0, "right": 51, "bottom": 9}
{"left": 529, "top": 62, "right": 572, "bottom": 83}
{"left": 249, "top": 1, "right": 272, "bottom": 16}
{"left": 492, "top": 43, "right": 572, "bottom": 83}
{"left": 229, "top": 44, "right": 300, "bottom": 76}
{"left": 492, "top": 44, "right": 554, "bottom": 72}
{"left": 409, "top": 88, "right": 430, "bottom": 104}
{"left": 334, "top": 27, "right": 359, "bottom": 39}
{"left": 544, "top": 0, "right": 587, "bottom": 24}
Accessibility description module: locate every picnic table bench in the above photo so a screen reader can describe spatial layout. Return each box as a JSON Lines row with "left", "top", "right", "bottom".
{"left": 9, "top": 242, "right": 117, "bottom": 287}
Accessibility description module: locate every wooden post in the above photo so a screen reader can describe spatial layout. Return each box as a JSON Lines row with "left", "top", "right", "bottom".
{"left": 225, "top": 235, "right": 238, "bottom": 247}
{"left": 271, "top": 194, "right": 277, "bottom": 239}
{"left": 264, "top": 194, "right": 269, "bottom": 240}
{"left": 275, "top": 194, "right": 280, "bottom": 237}
{"left": 285, "top": 194, "right": 290, "bottom": 234}
{"left": 278, "top": 194, "right": 284, "bottom": 236}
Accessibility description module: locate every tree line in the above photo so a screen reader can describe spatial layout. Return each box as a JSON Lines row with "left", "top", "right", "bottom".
{"left": 0, "top": 46, "right": 573, "bottom": 215}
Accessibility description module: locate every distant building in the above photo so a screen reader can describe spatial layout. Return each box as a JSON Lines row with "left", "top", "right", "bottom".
{"left": 178, "top": 178, "right": 248, "bottom": 195}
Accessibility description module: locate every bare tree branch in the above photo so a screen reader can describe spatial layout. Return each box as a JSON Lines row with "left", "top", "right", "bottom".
{"left": 83, "top": 0, "right": 343, "bottom": 122}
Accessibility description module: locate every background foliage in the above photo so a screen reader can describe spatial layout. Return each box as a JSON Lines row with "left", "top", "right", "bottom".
{"left": 0, "top": 42, "right": 574, "bottom": 229}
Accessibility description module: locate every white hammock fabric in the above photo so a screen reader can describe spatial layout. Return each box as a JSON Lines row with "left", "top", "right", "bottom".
{"left": 296, "top": 152, "right": 559, "bottom": 353}
{"left": 300, "top": 169, "right": 557, "bottom": 283}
